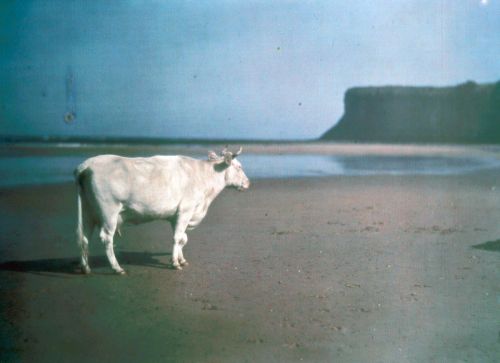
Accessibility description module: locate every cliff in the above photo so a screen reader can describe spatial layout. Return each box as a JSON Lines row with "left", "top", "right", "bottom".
{"left": 320, "top": 81, "right": 500, "bottom": 143}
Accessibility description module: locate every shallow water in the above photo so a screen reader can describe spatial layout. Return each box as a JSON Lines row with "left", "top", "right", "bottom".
{"left": 239, "top": 154, "right": 500, "bottom": 178}
{"left": 1, "top": 152, "right": 500, "bottom": 187}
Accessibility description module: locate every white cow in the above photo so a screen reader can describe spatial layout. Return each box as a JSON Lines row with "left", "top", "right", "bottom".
{"left": 74, "top": 147, "right": 250, "bottom": 274}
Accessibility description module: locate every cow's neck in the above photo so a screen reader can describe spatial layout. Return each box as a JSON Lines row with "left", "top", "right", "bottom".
{"left": 206, "top": 177, "right": 225, "bottom": 202}
{"left": 202, "top": 162, "right": 227, "bottom": 204}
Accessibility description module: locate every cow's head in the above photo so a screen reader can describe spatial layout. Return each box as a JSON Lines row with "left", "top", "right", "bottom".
{"left": 208, "top": 147, "right": 250, "bottom": 191}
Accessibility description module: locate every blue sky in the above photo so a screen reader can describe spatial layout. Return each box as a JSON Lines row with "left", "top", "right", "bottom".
{"left": 1, "top": 0, "right": 499, "bottom": 139}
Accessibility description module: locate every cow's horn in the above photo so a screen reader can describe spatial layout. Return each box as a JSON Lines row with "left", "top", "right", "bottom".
{"left": 233, "top": 146, "right": 242, "bottom": 157}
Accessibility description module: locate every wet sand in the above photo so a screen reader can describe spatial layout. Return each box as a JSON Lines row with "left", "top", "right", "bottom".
{"left": 0, "top": 173, "right": 499, "bottom": 362}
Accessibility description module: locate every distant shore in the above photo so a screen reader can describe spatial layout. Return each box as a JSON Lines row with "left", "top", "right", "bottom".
{"left": 321, "top": 80, "right": 500, "bottom": 144}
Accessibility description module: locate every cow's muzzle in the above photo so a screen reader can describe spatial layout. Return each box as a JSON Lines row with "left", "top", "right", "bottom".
{"left": 237, "top": 180, "right": 251, "bottom": 191}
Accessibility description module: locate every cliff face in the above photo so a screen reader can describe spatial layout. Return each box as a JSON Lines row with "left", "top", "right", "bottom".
{"left": 321, "top": 81, "right": 500, "bottom": 143}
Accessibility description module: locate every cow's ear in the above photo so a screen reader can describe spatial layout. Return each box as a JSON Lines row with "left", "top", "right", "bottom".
{"left": 208, "top": 151, "right": 219, "bottom": 161}
{"left": 224, "top": 152, "right": 233, "bottom": 165}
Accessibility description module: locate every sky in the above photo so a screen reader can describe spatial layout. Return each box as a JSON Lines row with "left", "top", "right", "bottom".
{"left": 0, "top": 0, "right": 499, "bottom": 140}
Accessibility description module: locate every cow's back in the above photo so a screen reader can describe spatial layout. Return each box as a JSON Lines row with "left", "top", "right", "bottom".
{"left": 76, "top": 155, "right": 197, "bottom": 222}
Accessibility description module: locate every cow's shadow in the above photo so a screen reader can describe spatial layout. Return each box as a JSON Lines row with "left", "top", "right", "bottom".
{"left": 0, "top": 251, "right": 171, "bottom": 276}
{"left": 472, "top": 239, "right": 500, "bottom": 252}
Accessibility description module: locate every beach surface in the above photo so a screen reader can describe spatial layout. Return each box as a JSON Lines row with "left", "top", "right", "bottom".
{"left": 1, "top": 173, "right": 499, "bottom": 362}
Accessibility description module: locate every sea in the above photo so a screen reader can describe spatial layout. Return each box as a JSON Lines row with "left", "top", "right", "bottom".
{"left": 1, "top": 143, "right": 500, "bottom": 188}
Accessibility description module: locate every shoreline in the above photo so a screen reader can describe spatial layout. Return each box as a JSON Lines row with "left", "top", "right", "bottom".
{"left": 2, "top": 143, "right": 500, "bottom": 190}
{"left": 1, "top": 166, "right": 499, "bottom": 192}
{"left": 2, "top": 141, "right": 500, "bottom": 158}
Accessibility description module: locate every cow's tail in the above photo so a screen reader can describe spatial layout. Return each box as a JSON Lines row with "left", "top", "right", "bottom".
{"left": 76, "top": 183, "right": 83, "bottom": 245}
{"left": 74, "top": 161, "right": 94, "bottom": 273}
{"left": 74, "top": 162, "right": 89, "bottom": 248}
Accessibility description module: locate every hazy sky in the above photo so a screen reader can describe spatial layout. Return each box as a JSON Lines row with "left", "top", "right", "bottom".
{"left": 1, "top": 0, "right": 499, "bottom": 139}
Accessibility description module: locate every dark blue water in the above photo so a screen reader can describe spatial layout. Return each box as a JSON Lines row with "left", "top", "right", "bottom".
{"left": 1, "top": 153, "right": 499, "bottom": 188}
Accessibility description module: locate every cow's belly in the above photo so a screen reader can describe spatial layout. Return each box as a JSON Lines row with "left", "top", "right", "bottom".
{"left": 120, "top": 210, "right": 162, "bottom": 225}
{"left": 119, "top": 201, "right": 177, "bottom": 225}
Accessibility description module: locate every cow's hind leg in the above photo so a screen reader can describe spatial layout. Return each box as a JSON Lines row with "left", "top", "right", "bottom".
{"left": 78, "top": 219, "right": 94, "bottom": 274}
{"left": 98, "top": 215, "right": 125, "bottom": 275}
{"left": 100, "top": 228, "right": 125, "bottom": 275}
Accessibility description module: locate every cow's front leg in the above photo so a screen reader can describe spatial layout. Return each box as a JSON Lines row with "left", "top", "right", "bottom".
{"left": 178, "top": 239, "right": 189, "bottom": 267}
{"left": 171, "top": 213, "right": 192, "bottom": 270}
{"left": 172, "top": 232, "right": 187, "bottom": 270}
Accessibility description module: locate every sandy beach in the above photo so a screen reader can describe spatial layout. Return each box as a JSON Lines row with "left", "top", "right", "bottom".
{"left": 0, "top": 172, "right": 499, "bottom": 362}
{"left": 2, "top": 1, "right": 498, "bottom": 361}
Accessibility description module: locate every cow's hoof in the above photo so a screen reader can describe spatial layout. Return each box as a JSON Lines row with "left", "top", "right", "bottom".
{"left": 172, "top": 264, "right": 183, "bottom": 270}
{"left": 116, "top": 269, "right": 127, "bottom": 275}
{"left": 81, "top": 266, "right": 91, "bottom": 275}
{"left": 180, "top": 260, "right": 189, "bottom": 267}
